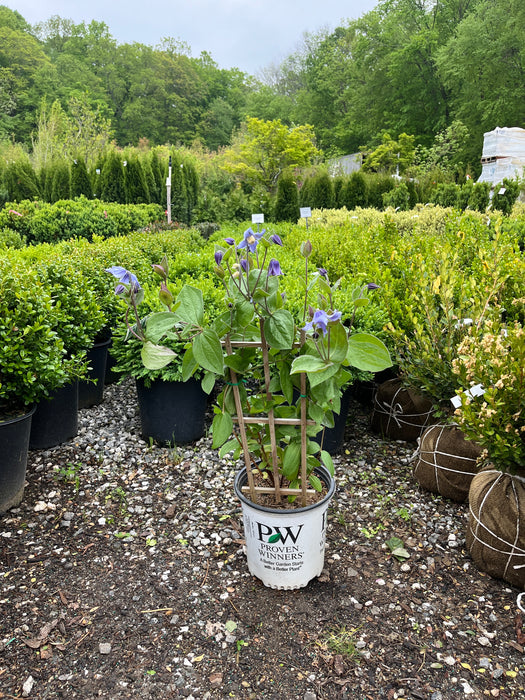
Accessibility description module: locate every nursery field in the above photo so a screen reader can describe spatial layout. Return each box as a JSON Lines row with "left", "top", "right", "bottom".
{"left": 1, "top": 379, "right": 524, "bottom": 700}
{"left": 1, "top": 202, "right": 525, "bottom": 699}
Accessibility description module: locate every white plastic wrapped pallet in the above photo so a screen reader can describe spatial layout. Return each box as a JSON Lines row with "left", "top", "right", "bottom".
{"left": 478, "top": 126, "right": 525, "bottom": 184}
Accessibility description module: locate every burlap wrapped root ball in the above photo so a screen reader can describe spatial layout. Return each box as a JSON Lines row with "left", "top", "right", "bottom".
{"left": 467, "top": 467, "right": 525, "bottom": 589}
{"left": 413, "top": 423, "right": 482, "bottom": 502}
{"left": 371, "top": 378, "right": 435, "bottom": 442}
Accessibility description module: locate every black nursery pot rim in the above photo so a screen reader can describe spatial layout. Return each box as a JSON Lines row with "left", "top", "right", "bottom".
{"left": 234, "top": 464, "right": 336, "bottom": 515}
{"left": 0, "top": 404, "right": 36, "bottom": 425}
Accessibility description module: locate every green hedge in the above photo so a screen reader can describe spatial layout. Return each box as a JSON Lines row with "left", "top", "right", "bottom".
{"left": 0, "top": 198, "right": 165, "bottom": 245}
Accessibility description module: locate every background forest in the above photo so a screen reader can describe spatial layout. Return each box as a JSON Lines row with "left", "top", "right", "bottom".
{"left": 0, "top": 0, "right": 524, "bottom": 222}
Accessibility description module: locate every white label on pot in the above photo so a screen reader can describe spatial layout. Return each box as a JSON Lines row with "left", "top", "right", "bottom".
{"left": 241, "top": 503, "right": 329, "bottom": 588}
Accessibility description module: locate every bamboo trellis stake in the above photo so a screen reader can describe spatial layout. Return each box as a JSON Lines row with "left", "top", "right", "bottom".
{"left": 224, "top": 331, "right": 315, "bottom": 507}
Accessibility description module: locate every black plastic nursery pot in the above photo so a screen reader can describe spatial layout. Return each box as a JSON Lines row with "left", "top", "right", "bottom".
{"left": 78, "top": 338, "right": 111, "bottom": 409}
{"left": 135, "top": 377, "right": 207, "bottom": 445}
{"left": 0, "top": 406, "right": 36, "bottom": 513}
{"left": 315, "top": 385, "right": 353, "bottom": 454}
{"left": 29, "top": 381, "right": 79, "bottom": 450}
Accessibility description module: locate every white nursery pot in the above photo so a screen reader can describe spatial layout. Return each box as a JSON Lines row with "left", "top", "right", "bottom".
{"left": 234, "top": 466, "right": 335, "bottom": 590}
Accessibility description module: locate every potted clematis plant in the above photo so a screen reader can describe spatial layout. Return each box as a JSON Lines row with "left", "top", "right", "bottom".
{"left": 109, "top": 228, "right": 392, "bottom": 588}
{"left": 105, "top": 262, "right": 207, "bottom": 445}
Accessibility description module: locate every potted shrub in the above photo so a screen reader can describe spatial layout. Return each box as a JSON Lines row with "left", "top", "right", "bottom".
{"left": 111, "top": 229, "right": 392, "bottom": 588}
{"left": 379, "top": 245, "right": 505, "bottom": 501}
{"left": 25, "top": 255, "right": 105, "bottom": 448}
{"left": 106, "top": 261, "right": 210, "bottom": 446}
{"left": 452, "top": 319, "right": 525, "bottom": 588}
{"left": 0, "top": 260, "right": 84, "bottom": 511}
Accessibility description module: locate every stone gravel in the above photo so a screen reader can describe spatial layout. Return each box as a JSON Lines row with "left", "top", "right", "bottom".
{"left": 1, "top": 377, "right": 524, "bottom": 699}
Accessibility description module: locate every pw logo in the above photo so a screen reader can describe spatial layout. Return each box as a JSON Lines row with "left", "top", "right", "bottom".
{"left": 257, "top": 522, "right": 304, "bottom": 544}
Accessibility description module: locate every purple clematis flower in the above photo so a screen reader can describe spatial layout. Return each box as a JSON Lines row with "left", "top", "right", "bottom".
{"left": 224, "top": 237, "right": 235, "bottom": 245}
{"left": 237, "top": 227, "right": 265, "bottom": 253}
{"left": 367, "top": 282, "right": 380, "bottom": 290}
{"left": 270, "top": 234, "right": 283, "bottom": 246}
{"left": 240, "top": 258, "right": 249, "bottom": 272}
{"left": 268, "top": 258, "right": 282, "bottom": 276}
{"left": 106, "top": 266, "right": 141, "bottom": 292}
{"left": 302, "top": 309, "right": 342, "bottom": 336}
{"left": 214, "top": 250, "right": 224, "bottom": 266}
{"left": 317, "top": 268, "right": 328, "bottom": 278}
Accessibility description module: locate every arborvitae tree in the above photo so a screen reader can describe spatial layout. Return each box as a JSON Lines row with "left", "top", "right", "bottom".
{"left": 71, "top": 156, "right": 93, "bottom": 199}
{"left": 170, "top": 151, "right": 188, "bottom": 224}
{"left": 149, "top": 151, "right": 164, "bottom": 205}
{"left": 100, "top": 151, "right": 126, "bottom": 203}
{"left": 333, "top": 175, "right": 346, "bottom": 208}
{"left": 91, "top": 155, "right": 105, "bottom": 199}
{"left": 299, "top": 176, "right": 314, "bottom": 207}
{"left": 142, "top": 156, "right": 158, "bottom": 205}
{"left": 4, "top": 161, "right": 40, "bottom": 201}
{"left": 50, "top": 161, "right": 71, "bottom": 202}
{"left": 124, "top": 155, "right": 150, "bottom": 204}
{"left": 430, "top": 182, "right": 458, "bottom": 208}
{"left": 492, "top": 178, "right": 520, "bottom": 215}
{"left": 382, "top": 182, "right": 410, "bottom": 210}
{"left": 38, "top": 164, "right": 54, "bottom": 202}
{"left": 455, "top": 179, "right": 473, "bottom": 211}
{"left": 183, "top": 159, "right": 199, "bottom": 225}
{"left": 340, "top": 171, "right": 368, "bottom": 210}
{"left": 468, "top": 182, "right": 491, "bottom": 212}
{"left": 366, "top": 173, "right": 395, "bottom": 210}
{"left": 309, "top": 171, "right": 334, "bottom": 209}
{"left": 273, "top": 172, "right": 300, "bottom": 222}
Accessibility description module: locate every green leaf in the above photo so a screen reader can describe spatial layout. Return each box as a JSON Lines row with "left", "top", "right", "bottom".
{"left": 144, "top": 312, "right": 178, "bottom": 343}
{"left": 212, "top": 412, "right": 233, "bottom": 448}
{"left": 282, "top": 441, "right": 301, "bottom": 481}
{"left": 347, "top": 333, "right": 392, "bottom": 372}
{"left": 327, "top": 321, "right": 348, "bottom": 363}
{"left": 233, "top": 299, "right": 255, "bottom": 328}
{"left": 309, "top": 473, "right": 322, "bottom": 491}
{"left": 279, "top": 362, "right": 294, "bottom": 404}
{"left": 201, "top": 371, "right": 215, "bottom": 395}
{"left": 268, "top": 533, "right": 281, "bottom": 543}
{"left": 307, "top": 361, "right": 338, "bottom": 388}
{"left": 141, "top": 340, "right": 176, "bottom": 370}
{"left": 263, "top": 309, "right": 295, "bottom": 350}
{"left": 174, "top": 285, "right": 204, "bottom": 326}
{"left": 193, "top": 329, "right": 224, "bottom": 374}
{"left": 181, "top": 347, "right": 198, "bottom": 381}
{"left": 320, "top": 449, "right": 335, "bottom": 477}
{"left": 290, "top": 354, "right": 327, "bottom": 374}
{"left": 219, "top": 437, "right": 239, "bottom": 457}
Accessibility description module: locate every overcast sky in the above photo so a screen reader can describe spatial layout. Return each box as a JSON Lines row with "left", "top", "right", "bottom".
{"left": 5, "top": 0, "right": 379, "bottom": 75}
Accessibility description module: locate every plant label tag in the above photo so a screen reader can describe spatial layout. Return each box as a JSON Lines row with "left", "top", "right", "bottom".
{"left": 450, "top": 383, "right": 485, "bottom": 408}
{"left": 252, "top": 213, "right": 264, "bottom": 224}
{"left": 498, "top": 187, "right": 506, "bottom": 195}
{"left": 450, "top": 395, "right": 462, "bottom": 409}
{"left": 300, "top": 207, "right": 312, "bottom": 219}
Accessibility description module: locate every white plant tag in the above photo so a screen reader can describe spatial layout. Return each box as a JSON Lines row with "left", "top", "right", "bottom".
{"left": 251, "top": 213, "right": 264, "bottom": 224}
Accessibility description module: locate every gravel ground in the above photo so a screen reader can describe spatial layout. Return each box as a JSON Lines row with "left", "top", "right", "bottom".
{"left": 1, "top": 378, "right": 524, "bottom": 700}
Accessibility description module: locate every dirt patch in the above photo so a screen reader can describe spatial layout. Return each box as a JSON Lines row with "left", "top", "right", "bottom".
{"left": 1, "top": 380, "right": 524, "bottom": 699}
